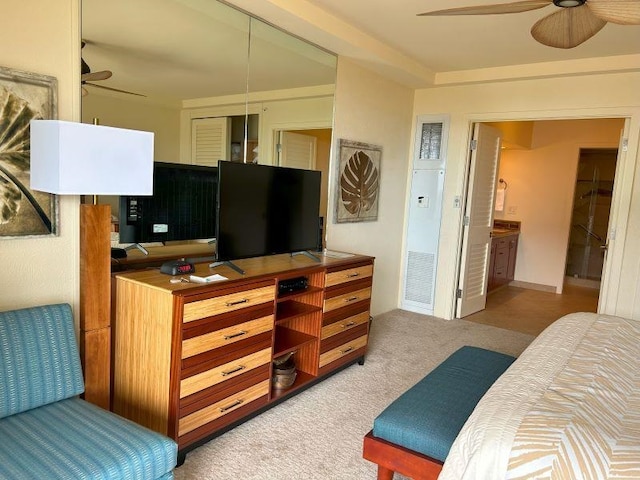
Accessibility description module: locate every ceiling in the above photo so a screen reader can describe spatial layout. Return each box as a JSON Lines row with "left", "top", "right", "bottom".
{"left": 302, "top": 0, "right": 640, "bottom": 72}
{"left": 81, "top": 0, "right": 640, "bottom": 102}
{"left": 225, "top": 0, "right": 640, "bottom": 85}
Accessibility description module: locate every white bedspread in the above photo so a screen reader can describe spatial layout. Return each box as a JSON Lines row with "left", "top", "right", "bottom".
{"left": 439, "top": 312, "right": 640, "bottom": 480}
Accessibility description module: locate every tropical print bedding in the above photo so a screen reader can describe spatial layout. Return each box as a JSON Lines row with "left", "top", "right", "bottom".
{"left": 439, "top": 312, "right": 640, "bottom": 479}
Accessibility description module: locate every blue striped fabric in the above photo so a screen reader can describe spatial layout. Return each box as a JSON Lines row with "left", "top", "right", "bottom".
{"left": 0, "top": 398, "right": 177, "bottom": 479}
{"left": 0, "top": 304, "right": 84, "bottom": 418}
{"left": 372, "top": 346, "right": 515, "bottom": 462}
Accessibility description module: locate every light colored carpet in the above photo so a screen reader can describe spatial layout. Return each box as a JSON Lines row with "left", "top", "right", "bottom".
{"left": 174, "top": 309, "right": 535, "bottom": 480}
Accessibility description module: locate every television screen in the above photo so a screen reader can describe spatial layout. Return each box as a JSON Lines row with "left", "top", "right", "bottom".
{"left": 216, "top": 161, "right": 321, "bottom": 261}
{"left": 119, "top": 162, "right": 217, "bottom": 244}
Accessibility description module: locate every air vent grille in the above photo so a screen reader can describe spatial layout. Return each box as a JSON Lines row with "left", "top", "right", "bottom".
{"left": 405, "top": 251, "right": 435, "bottom": 305}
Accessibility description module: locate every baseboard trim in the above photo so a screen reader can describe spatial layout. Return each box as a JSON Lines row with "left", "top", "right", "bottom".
{"left": 508, "top": 280, "right": 556, "bottom": 293}
{"left": 564, "top": 276, "right": 601, "bottom": 289}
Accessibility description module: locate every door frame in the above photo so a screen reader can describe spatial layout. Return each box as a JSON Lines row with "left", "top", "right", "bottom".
{"left": 448, "top": 110, "right": 634, "bottom": 320}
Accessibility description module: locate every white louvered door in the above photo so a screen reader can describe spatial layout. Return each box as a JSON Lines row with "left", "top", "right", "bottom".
{"left": 456, "top": 123, "right": 502, "bottom": 318}
{"left": 191, "top": 117, "right": 230, "bottom": 166}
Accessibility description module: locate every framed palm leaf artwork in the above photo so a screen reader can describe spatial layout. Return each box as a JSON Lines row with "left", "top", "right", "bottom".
{"left": 336, "top": 139, "right": 381, "bottom": 223}
{"left": 0, "top": 66, "right": 58, "bottom": 238}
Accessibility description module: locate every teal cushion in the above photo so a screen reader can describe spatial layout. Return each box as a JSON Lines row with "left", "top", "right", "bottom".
{"left": 0, "top": 398, "right": 177, "bottom": 479}
{"left": 0, "top": 304, "right": 84, "bottom": 418}
{"left": 372, "top": 346, "right": 515, "bottom": 462}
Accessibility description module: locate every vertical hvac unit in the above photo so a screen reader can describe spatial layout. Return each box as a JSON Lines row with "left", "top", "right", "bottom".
{"left": 402, "top": 115, "right": 449, "bottom": 314}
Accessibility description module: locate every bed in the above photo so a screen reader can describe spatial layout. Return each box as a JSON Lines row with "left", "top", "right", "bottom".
{"left": 440, "top": 311, "right": 640, "bottom": 479}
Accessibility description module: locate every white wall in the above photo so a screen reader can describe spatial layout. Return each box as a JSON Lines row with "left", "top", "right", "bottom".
{"left": 413, "top": 72, "right": 640, "bottom": 320}
{"left": 496, "top": 118, "right": 623, "bottom": 293}
{"left": 0, "top": 0, "right": 80, "bottom": 313}
{"left": 82, "top": 94, "right": 181, "bottom": 162}
{"left": 327, "top": 58, "right": 414, "bottom": 316}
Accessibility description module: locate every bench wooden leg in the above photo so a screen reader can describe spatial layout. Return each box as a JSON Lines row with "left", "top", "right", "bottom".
{"left": 377, "top": 465, "right": 395, "bottom": 480}
{"left": 363, "top": 431, "right": 443, "bottom": 480}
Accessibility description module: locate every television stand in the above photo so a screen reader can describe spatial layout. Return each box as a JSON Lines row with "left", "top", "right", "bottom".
{"left": 291, "top": 250, "right": 321, "bottom": 262}
{"left": 209, "top": 260, "right": 245, "bottom": 275}
{"left": 124, "top": 243, "right": 149, "bottom": 256}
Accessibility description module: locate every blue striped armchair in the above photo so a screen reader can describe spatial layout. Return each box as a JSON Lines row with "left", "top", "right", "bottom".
{"left": 0, "top": 303, "right": 177, "bottom": 479}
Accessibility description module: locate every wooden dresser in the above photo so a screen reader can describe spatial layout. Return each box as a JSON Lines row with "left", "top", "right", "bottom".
{"left": 112, "top": 252, "right": 374, "bottom": 460}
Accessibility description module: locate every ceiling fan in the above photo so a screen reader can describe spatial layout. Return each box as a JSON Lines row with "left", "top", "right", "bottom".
{"left": 418, "top": 0, "right": 640, "bottom": 49}
{"left": 81, "top": 41, "right": 145, "bottom": 97}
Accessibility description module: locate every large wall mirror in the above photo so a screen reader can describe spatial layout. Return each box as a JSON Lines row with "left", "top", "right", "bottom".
{"left": 81, "top": 0, "right": 337, "bottom": 248}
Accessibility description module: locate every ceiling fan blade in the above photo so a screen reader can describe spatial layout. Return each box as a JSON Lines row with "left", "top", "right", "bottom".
{"left": 82, "top": 86, "right": 88, "bottom": 97}
{"left": 531, "top": 6, "right": 606, "bottom": 48}
{"left": 81, "top": 70, "right": 112, "bottom": 82}
{"left": 85, "top": 82, "right": 146, "bottom": 97}
{"left": 587, "top": 0, "right": 640, "bottom": 25}
{"left": 418, "top": 0, "right": 552, "bottom": 16}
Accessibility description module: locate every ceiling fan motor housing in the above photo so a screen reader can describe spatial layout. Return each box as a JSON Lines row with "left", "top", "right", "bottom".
{"left": 553, "top": 0, "right": 586, "bottom": 7}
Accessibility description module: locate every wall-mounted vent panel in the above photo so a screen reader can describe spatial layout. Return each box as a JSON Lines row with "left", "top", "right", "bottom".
{"left": 402, "top": 167, "right": 446, "bottom": 315}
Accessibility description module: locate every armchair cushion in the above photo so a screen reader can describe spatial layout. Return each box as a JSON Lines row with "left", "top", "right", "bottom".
{"left": 0, "top": 398, "right": 177, "bottom": 479}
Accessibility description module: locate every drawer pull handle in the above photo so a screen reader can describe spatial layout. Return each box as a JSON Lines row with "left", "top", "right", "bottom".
{"left": 346, "top": 272, "right": 360, "bottom": 278}
{"left": 221, "top": 365, "right": 246, "bottom": 377}
{"left": 224, "top": 330, "right": 247, "bottom": 340}
{"left": 341, "top": 346, "right": 354, "bottom": 355}
{"left": 226, "top": 298, "right": 249, "bottom": 307}
{"left": 344, "top": 296, "right": 359, "bottom": 303}
{"left": 219, "top": 399, "right": 244, "bottom": 413}
{"left": 341, "top": 321, "right": 356, "bottom": 329}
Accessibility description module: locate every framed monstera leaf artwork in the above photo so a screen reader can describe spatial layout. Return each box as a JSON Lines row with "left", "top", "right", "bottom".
{"left": 0, "top": 66, "right": 57, "bottom": 238}
{"left": 336, "top": 139, "right": 381, "bottom": 223}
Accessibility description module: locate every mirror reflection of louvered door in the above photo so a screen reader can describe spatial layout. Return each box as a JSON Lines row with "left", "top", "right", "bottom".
{"left": 191, "top": 117, "right": 230, "bottom": 166}
{"left": 278, "top": 131, "right": 317, "bottom": 169}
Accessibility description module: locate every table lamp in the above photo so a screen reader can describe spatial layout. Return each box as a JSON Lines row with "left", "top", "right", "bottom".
{"left": 30, "top": 119, "right": 154, "bottom": 409}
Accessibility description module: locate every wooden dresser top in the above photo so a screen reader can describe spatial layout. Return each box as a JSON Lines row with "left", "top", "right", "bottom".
{"left": 115, "top": 251, "right": 374, "bottom": 294}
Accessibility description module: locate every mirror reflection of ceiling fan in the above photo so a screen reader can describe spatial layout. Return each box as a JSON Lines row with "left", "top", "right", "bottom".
{"left": 81, "top": 41, "right": 145, "bottom": 97}
{"left": 418, "top": 0, "right": 640, "bottom": 49}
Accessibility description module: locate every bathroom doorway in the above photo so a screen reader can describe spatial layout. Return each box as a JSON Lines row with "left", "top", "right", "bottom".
{"left": 565, "top": 148, "right": 617, "bottom": 289}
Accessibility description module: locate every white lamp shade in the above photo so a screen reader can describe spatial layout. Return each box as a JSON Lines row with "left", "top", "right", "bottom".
{"left": 30, "top": 120, "right": 154, "bottom": 195}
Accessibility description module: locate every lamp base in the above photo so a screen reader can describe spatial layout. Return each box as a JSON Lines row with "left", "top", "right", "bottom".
{"left": 80, "top": 204, "right": 112, "bottom": 410}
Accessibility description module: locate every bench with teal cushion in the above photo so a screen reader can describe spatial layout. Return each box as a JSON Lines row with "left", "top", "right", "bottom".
{"left": 0, "top": 303, "right": 177, "bottom": 480}
{"left": 363, "top": 346, "right": 515, "bottom": 480}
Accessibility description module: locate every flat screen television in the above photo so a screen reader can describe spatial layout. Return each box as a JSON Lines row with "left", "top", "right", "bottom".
{"left": 119, "top": 162, "right": 217, "bottom": 244}
{"left": 216, "top": 161, "right": 321, "bottom": 262}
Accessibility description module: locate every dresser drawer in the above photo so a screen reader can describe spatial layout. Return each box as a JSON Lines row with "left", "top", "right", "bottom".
{"left": 325, "top": 264, "right": 373, "bottom": 288}
{"left": 182, "top": 314, "right": 273, "bottom": 359}
{"left": 180, "top": 347, "right": 271, "bottom": 400}
{"left": 319, "top": 335, "right": 367, "bottom": 369}
{"left": 178, "top": 379, "right": 270, "bottom": 437}
{"left": 323, "top": 287, "right": 371, "bottom": 313}
{"left": 183, "top": 285, "right": 275, "bottom": 323}
{"left": 321, "top": 310, "right": 370, "bottom": 340}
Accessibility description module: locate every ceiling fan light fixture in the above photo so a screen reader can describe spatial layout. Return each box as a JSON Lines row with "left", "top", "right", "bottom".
{"left": 553, "top": 0, "right": 586, "bottom": 7}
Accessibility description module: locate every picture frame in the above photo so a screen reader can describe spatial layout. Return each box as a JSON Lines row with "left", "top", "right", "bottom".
{"left": 0, "top": 66, "right": 58, "bottom": 238}
{"left": 335, "top": 139, "right": 381, "bottom": 223}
